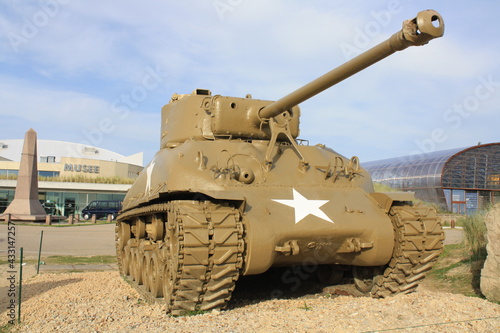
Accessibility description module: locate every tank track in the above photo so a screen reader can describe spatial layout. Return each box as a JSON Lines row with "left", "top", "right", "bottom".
{"left": 116, "top": 200, "right": 244, "bottom": 315}
{"left": 370, "top": 204, "right": 444, "bottom": 297}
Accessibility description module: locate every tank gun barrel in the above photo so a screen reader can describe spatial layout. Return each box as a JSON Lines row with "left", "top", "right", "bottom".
{"left": 259, "top": 10, "right": 444, "bottom": 120}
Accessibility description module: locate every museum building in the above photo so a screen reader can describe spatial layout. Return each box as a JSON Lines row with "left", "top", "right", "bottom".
{"left": 363, "top": 143, "right": 500, "bottom": 215}
{"left": 0, "top": 139, "right": 144, "bottom": 216}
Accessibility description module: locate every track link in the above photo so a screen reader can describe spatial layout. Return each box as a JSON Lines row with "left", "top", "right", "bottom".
{"left": 370, "top": 204, "right": 444, "bottom": 297}
{"left": 116, "top": 200, "right": 244, "bottom": 315}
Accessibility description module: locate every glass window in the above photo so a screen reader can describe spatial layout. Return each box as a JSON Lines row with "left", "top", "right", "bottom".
{"left": 0, "top": 170, "right": 18, "bottom": 177}
{"left": 0, "top": 189, "right": 12, "bottom": 213}
{"left": 451, "top": 190, "right": 465, "bottom": 202}
{"left": 38, "top": 171, "right": 60, "bottom": 178}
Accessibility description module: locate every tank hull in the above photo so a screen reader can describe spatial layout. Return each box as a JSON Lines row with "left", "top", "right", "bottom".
{"left": 121, "top": 140, "right": 396, "bottom": 274}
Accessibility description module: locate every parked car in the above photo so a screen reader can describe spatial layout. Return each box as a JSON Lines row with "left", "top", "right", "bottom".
{"left": 81, "top": 200, "right": 122, "bottom": 220}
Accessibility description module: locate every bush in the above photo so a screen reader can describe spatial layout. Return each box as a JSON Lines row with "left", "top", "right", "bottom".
{"left": 459, "top": 212, "right": 488, "bottom": 260}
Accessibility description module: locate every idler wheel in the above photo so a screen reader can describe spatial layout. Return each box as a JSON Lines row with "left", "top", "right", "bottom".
{"left": 353, "top": 266, "right": 385, "bottom": 293}
{"left": 118, "top": 222, "right": 131, "bottom": 252}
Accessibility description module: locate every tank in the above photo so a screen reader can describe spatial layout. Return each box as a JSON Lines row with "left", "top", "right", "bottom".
{"left": 116, "top": 10, "right": 445, "bottom": 315}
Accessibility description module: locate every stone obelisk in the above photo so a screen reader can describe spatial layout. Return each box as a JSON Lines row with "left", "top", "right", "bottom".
{"left": 4, "top": 128, "right": 47, "bottom": 220}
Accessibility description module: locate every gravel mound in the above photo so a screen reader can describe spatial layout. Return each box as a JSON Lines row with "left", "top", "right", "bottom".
{"left": 2, "top": 271, "right": 499, "bottom": 332}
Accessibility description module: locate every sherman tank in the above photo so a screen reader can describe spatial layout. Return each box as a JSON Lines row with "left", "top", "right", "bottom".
{"left": 116, "top": 10, "right": 445, "bottom": 315}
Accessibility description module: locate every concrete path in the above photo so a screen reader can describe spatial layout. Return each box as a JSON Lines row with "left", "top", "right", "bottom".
{"left": 443, "top": 227, "right": 463, "bottom": 245}
{"left": 0, "top": 223, "right": 116, "bottom": 258}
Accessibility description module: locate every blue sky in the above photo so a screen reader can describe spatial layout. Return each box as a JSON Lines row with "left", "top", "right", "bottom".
{"left": 1, "top": 0, "right": 499, "bottom": 166}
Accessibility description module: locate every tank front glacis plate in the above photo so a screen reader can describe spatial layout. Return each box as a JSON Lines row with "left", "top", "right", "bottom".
{"left": 122, "top": 140, "right": 393, "bottom": 276}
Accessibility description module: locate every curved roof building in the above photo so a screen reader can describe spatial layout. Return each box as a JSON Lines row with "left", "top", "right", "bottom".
{"left": 363, "top": 143, "right": 500, "bottom": 214}
{"left": 0, "top": 139, "right": 143, "bottom": 166}
{"left": 0, "top": 137, "right": 144, "bottom": 217}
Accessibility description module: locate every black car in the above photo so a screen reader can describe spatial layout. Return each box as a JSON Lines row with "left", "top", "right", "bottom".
{"left": 81, "top": 200, "right": 122, "bottom": 220}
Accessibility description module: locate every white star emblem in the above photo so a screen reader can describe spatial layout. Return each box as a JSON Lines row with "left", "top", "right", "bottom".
{"left": 272, "top": 189, "right": 334, "bottom": 224}
{"left": 145, "top": 158, "right": 156, "bottom": 193}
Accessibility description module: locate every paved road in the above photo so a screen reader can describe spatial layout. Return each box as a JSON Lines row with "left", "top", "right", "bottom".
{"left": 0, "top": 223, "right": 463, "bottom": 259}
{"left": 443, "top": 227, "right": 463, "bottom": 245}
{"left": 0, "top": 223, "right": 116, "bottom": 258}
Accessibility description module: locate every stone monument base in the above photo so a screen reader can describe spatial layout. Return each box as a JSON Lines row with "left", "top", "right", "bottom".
{"left": 480, "top": 203, "right": 500, "bottom": 303}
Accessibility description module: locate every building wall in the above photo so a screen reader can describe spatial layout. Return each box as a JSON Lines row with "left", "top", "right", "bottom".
{"left": 0, "top": 157, "right": 143, "bottom": 180}
{"left": 58, "top": 157, "right": 142, "bottom": 179}
{"left": 0, "top": 180, "right": 132, "bottom": 217}
{"left": 0, "top": 139, "right": 143, "bottom": 218}
{"left": 364, "top": 143, "right": 500, "bottom": 214}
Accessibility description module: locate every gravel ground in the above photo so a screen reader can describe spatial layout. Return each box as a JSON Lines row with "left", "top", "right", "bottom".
{"left": 1, "top": 270, "right": 499, "bottom": 332}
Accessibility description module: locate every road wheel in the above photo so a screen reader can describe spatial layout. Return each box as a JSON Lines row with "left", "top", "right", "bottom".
{"left": 149, "top": 251, "right": 163, "bottom": 298}
{"left": 128, "top": 247, "right": 135, "bottom": 278}
{"left": 122, "top": 244, "right": 131, "bottom": 276}
{"left": 142, "top": 251, "right": 152, "bottom": 292}
{"left": 135, "top": 250, "right": 144, "bottom": 285}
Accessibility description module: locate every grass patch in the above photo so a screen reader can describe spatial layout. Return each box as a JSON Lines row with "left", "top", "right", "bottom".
{"left": 0, "top": 221, "right": 115, "bottom": 227}
{"left": 425, "top": 244, "right": 484, "bottom": 297}
{"left": 43, "top": 255, "right": 117, "bottom": 265}
{"left": 0, "top": 255, "right": 117, "bottom": 265}
{"left": 459, "top": 213, "right": 488, "bottom": 260}
{"left": 424, "top": 208, "right": 491, "bottom": 299}
{"left": 43, "top": 222, "right": 115, "bottom": 227}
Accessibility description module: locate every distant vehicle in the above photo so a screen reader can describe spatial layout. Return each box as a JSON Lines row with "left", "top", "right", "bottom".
{"left": 82, "top": 200, "right": 122, "bottom": 220}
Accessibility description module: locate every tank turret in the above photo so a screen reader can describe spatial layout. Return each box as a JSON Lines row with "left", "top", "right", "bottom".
{"left": 117, "top": 10, "right": 445, "bottom": 316}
